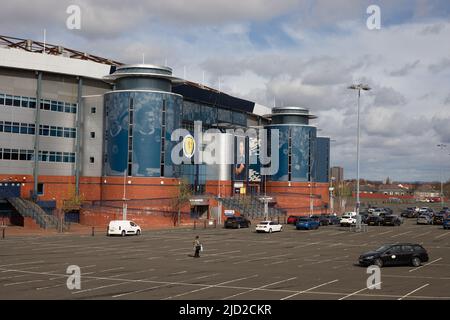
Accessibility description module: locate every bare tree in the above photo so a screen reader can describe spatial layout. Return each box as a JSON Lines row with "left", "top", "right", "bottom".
{"left": 172, "top": 180, "right": 192, "bottom": 226}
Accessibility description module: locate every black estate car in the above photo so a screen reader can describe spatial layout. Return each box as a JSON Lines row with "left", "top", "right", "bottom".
{"left": 359, "top": 243, "right": 429, "bottom": 268}
{"left": 224, "top": 216, "right": 251, "bottom": 229}
{"left": 382, "top": 215, "right": 403, "bottom": 226}
{"left": 366, "top": 215, "right": 384, "bottom": 226}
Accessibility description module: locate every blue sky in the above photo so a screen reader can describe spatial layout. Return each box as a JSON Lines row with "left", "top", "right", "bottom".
{"left": 1, "top": 0, "right": 450, "bottom": 182}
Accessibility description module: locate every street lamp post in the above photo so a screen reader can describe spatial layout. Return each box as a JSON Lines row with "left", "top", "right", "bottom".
{"left": 348, "top": 84, "right": 371, "bottom": 229}
{"left": 437, "top": 144, "right": 447, "bottom": 208}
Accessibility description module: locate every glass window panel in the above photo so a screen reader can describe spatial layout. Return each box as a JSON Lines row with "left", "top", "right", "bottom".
{"left": 0, "top": 93, "right": 4, "bottom": 105}
{"left": 55, "top": 152, "right": 62, "bottom": 162}
{"left": 21, "top": 96, "right": 29, "bottom": 108}
{"left": 29, "top": 97, "right": 36, "bottom": 109}
{"left": 20, "top": 123, "right": 28, "bottom": 134}
{"left": 4, "top": 121, "right": 12, "bottom": 133}
{"left": 3, "top": 149, "right": 11, "bottom": 160}
{"left": 11, "top": 149, "right": 19, "bottom": 160}
{"left": 12, "top": 122, "right": 20, "bottom": 134}
{"left": 5, "top": 95, "right": 12, "bottom": 106}
{"left": 13, "top": 96, "right": 21, "bottom": 107}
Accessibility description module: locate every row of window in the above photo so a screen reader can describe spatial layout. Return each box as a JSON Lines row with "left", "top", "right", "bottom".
{"left": 0, "top": 148, "right": 76, "bottom": 163}
{"left": 0, "top": 93, "right": 77, "bottom": 114}
{"left": 0, "top": 121, "right": 76, "bottom": 138}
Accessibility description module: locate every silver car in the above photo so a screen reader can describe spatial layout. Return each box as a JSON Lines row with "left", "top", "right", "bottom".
{"left": 417, "top": 215, "right": 433, "bottom": 225}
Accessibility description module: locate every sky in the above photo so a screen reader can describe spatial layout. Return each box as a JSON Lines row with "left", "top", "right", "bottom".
{"left": 1, "top": 0, "right": 450, "bottom": 182}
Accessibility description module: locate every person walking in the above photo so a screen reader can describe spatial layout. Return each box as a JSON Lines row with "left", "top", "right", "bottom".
{"left": 193, "top": 235, "right": 202, "bottom": 258}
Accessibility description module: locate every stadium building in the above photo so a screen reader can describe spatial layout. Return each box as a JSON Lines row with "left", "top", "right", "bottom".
{"left": 0, "top": 35, "right": 331, "bottom": 229}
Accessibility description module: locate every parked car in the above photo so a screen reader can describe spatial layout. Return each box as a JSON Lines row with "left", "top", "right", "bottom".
{"left": 366, "top": 215, "right": 384, "bottom": 226}
{"left": 433, "top": 211, "right": 448, "bottom": 225}
{"left": 358, "top": 243, "right": 429, "bottom": 268}
{"left": 371, "top": 208, "right": 388, "bottom": 217}
{"left": 417, "top": 214, "right": 433, "bottom": 225}
{"left": 296, "top": 218, "right": 320, "bottom": 230}
{"left": 382, "top": 215, "right": 403, "bottom": 226}
{"left": 321, "top": 215, "right": 340, "bottom": 225}
{"left": 255, "top": 221, "right": 283, "bottom": 233}
{"left": 310, "top": 215, "right": 331, "bottom": 226}
{"left": 287, "top": 215, "right": 302, "bottom": 224}
{"left": 401, "top": 208, "right": 418, "bottom": 218}
{"left": 224, "top": 216, "right": 251, "bottom": 229}
{"left": 340, "top": 213, "right": 357, "bottom": 227}
{"left": 419, "top": 207, "right": 434, "bottom": 216}
{"left": 107, "top": 220, "right": 141, "bottom": 236}
{"left": 443, "top": 218, "right": 450, "bottom": 230}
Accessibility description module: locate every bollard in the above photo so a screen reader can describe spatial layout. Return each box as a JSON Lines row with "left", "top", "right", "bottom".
{"left": 204, "top": 220, "right": 207, "bottom": 229}
{"left": 2, "top": 228, "right": 4, "bottom": 240}
{"left": 214, "top": 219, "right": 217, "bottom": 228}
{"left": 194, "top": 221, "right": 196, "bottom": 230}
{"left": 91, "top": 226, "right": 95, "bottom": 236}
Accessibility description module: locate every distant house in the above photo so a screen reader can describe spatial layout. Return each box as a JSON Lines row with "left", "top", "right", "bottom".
{"left": 355, "top": 185, "right": 377, "bottom": 194}
{"left": 414, "top": 185, "right": 440, "bottom": 199}
{"left": 378, "top": 184, "right": 408, "bottom": 196}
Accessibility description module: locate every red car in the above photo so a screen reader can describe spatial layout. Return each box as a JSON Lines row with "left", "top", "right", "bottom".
{"left": 287, "top": 215, "right": 303, "bottom": 224}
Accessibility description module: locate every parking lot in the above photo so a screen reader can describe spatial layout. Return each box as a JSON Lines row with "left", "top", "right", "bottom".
{"left": 1, "top": 219, "right": 449, "bottom": 300}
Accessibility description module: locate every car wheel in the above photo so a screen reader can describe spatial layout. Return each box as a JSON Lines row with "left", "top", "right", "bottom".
{"left": 136, "top": 230, "right": 141, "bottom": 236}
{"left": 269, "top": 228, "right": 272, "bottom": 233}
{"left": 411, "top": 257, "right": 421, "bottom": 267}
{"left": 121, "top": 230, "right": 126, "bottom": 237}
{"left": 374, "top": 258, "right": 383, "bottom": 268}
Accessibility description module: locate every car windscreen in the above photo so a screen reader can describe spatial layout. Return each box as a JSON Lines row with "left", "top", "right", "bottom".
{"left": 259, "top": 222, "right": 269, "bottom": 225}
{"left": 298, "top": 219, "right": 309, "bottom": 222}
{"left": 375, "top": 245, "right": 392, "bottom": 252}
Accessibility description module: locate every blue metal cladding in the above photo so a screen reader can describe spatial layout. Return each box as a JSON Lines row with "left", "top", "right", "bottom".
{"left": 181, "top": 100, "right": 247, "bottom": 127}
{"left": 315, "top": 137, "right": 330, "bottom": 183}
{"left": 104, "top": 91, "right": 182, "bottom": 177}
{"left": 268, "top": 125, "right": 317, "bottom": 182}
{"left": 104, "top": 92, "right": 130, "bottom": 175}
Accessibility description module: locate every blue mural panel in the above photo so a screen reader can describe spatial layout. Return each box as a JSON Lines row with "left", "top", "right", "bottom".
{"left": 104, "top": 92, "right": 129, "bottom": 176}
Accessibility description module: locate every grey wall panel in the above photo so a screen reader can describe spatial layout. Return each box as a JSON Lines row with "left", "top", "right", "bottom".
{"left": 81, "top": 95, "right": 104, "bottom": 177}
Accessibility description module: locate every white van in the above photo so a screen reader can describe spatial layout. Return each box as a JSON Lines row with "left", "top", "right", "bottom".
{"left": 107, "top": 220, "right": 141, "bottom": 236}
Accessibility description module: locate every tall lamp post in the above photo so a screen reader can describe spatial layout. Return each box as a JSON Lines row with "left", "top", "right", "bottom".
{"left": 348, "top": 84, "right": 371, "bottom": 228}
{"left": 437, "top": 144, "right": 447, "bottom": 208}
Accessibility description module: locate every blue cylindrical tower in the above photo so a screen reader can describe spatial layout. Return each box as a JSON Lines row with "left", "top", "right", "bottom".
{"left": 103, "top": 65, "right": 182, "bottom": 177}
{"left": 265, "top": 106, "right": 317, "bottom": 182}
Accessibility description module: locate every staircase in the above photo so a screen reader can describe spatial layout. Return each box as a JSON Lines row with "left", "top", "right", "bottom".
{"left": 219, "top": 195, "right": 286, "bottom": 219}
{"left": 7, "top": 197, "right": 63, "bottom": 230}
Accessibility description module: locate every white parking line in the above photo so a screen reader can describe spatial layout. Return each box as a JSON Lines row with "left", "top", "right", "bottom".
{"left": 435, "top": 233, "right": 449, "bottom": 240}
{"left": 409, "top": 257, "right": 442, "bottom": 272}
{"left": 163, "top": 275, "right": 259, "bottom": 300}
{"left": 222, "top": 277, "right": 297, "bottom": 300}
{"left": 338, "top": 282, "right": 382, "bottom": 300}
{"left": 412, "top": 231, "right": 431, "bottom": 239}
{"left": 4, "top": 279, "right": 45, "bottom": 287}
{"left": 0, "top": 261, "right": 45, "bottom": 268}
{"left": 281, "top": 279, "right": 339, "bottom": 300}
{"left": 98, "top": 267, "right": 125, "bottom": 273}
{"left": 398, "top": 284, "right": 429, "bottom": 300}
{"left": 233, "top": 254, "right": 290, "bottom": 265}
{"left": 390, "top": 231, "right": 412, "bottom": 238}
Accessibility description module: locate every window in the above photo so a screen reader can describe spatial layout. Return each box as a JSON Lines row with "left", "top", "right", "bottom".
{"left": 56, "top": 127, "right": 63, "bottom": 137}
{"left": 27, "top": 150, "right": 34, "bottom": 161}
{"left": 0, "top": 148, "right": 2, "bottom": 159}
{"left": 3, "top": 149, "right": 11, "bottom": 160}
{"left": 0, "top": 93, "right": 4, "bottom": 105}
{"left": 41, "top": 151, "right": 48, "bottom": 162}
{"left": 63, "top": 128, "right": 71, "bottom": 138}
{"left": 91, "top": 107, "right": 96, "bottom": 114}
{"left": 29, "top": 97, "right": 36, "bottom": 109}
{"left": 71, "top": 104, "right": 77, "bottom": 114}
{"left": 0, "top": 121, "right": 3, "bottom": 132}
{"left": 13, "top": 96, "right": 21, "bottom": 107}
{"left": 57, "top": 101, "right": 64, "bottom": 112}
{"left": 55, "top": 152, "right": 62, "bottom": 162}
{"left": 5, "top": 95, "right": 12, "bottom": 106}
{"left": 19, "top": 149, "right": 27, "bottom": 161}
{"left": 50, "top": 126, "right": 57, "bottom": 137}
{"left": 49, "top": 151, "right": 56, "bottom": 162}
{"left": 64, "top": 102, "right": 71, "bottom": 113}
{"left": 90, "top": 157, "right": 95, "bottom": 164}
{"left": 11, "top": 149, "right": 19, "bottom": 160}
{"left": 12, "top": 122, "right": 20, "bottom": 134}
{"left": 37, "top": 183, "right": 44, "bottom": 195}
{"left": 51, "top": 100, "right": 58, "bottom": 111}
{"left": 21, "top": 97, "right": 29, "bottom": 108}
{"left": 20, "top": 123, "right": 28, "bottom": 134}
{"left": 4, "top": 121, "right": 12, "bottom": 133}
{"left": 90, "top": 132, "right": 95, "bottom": 138}
{"left": 28, "top": 124, "right": 35, "bottom": 135}
{"left": 63, "top": 152, "right": 70, "bottom": 163}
